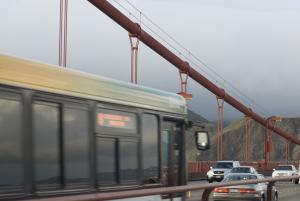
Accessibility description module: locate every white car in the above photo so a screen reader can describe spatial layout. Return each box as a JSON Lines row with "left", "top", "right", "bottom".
{"left": 272, "top": 164, "right": 299, "bottom": 184}
{"left": 207, "top": 161, "right": 240, "bottom": 183}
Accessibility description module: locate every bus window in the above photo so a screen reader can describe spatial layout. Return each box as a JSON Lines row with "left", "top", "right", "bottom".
{"left": 64, "top": 106, "right": 89, "bottom": 185}
{"left": 33, "top": 102, "right": 60, "bottom": 187}
{"left": 97, "top": 138, "right": 138, "bottom": 186}
{"left": 97, "top": 138, "right": 117, "bottom": 185}
{"left": 120, "top": 140, "right": 138, "bottom": 183}
{"left": 142, "top": 114, "right": 159, "bottom": 184}
{"left": 0, "top": 94, "right": 23, "bottom": 188}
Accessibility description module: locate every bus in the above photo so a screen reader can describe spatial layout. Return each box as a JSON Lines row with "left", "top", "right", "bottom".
{"left": 0, "top": 54, "right": 208, "bottom": 200}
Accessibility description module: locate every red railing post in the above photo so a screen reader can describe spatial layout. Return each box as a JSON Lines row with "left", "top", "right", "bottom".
{"left": 266, "top": 181, "right": 275, "bottom": 201}
{"left": 201, "top": 188, "right": 213, "bottom": 201}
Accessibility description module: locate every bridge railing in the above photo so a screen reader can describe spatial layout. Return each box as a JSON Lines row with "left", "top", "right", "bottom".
{"left": 24, "top": 175, "right": 300, "bottom": 201}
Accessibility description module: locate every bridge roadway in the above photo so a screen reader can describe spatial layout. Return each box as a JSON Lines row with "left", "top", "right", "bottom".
{"left": 187, "top": 180, "right": 300, "bottom": 201}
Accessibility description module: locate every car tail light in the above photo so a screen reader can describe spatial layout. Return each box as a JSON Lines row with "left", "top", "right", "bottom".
{"left": 239, "top": 188, "right": 257, "bottom": 194}
{"left": 214, "top": 188, "right": 229, "bottom": 193}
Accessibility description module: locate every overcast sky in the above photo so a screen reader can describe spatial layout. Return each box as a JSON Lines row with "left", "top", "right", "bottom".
{"left": 1, "top": 0, "right": 300, "bottom": 121}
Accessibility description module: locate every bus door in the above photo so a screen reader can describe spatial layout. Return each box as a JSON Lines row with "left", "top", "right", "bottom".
{"left": 162, "top": 120, "right": 183, "bottom": 187}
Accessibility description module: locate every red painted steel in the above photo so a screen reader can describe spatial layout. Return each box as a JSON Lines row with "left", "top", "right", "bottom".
{"left": 265, "top": 117, "right": 281, "bottom": 162}
{"left": 216, "top": 97, "right": 224, "bottom": 160}
{"left": 245, "top": 116, "right": 252, "bottom": 161}
{"left": 178, "top": 67, "right": 193, "bottom": 100}
{"left": 286, "top": 141, "right": 290, "bottom": 163}
{"left": 264, "top": 123, "right": 271, "bottom": 162}
{"left": 87, "top": 0, "right": 300, "bottom": 145}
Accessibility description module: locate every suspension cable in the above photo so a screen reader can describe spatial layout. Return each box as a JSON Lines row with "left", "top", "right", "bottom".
{"left": 110, "top": 0, "right": 271, "bottom": 117}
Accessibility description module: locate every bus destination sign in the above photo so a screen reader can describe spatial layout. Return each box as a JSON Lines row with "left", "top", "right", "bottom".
{"left": 97, "top": 113, "right": 134, "bottom": 129}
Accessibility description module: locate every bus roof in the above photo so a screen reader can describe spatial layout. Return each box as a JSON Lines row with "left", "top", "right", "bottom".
{"left": 0, "top": 54, "right": 187, "bottom": 114}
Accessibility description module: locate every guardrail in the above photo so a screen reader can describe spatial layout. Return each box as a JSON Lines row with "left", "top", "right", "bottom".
{"left": 24, "top": 176, "right": 300, "bottom": 201}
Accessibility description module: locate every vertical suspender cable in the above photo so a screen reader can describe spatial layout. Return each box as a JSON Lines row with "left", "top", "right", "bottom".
{"left": 87, "top": 0, "right": 300, "bottom": 145}
{"left": 63, "top": 0, "right": 68, "bottom": 67}
{"left": 58, "top": 0, "right": 68, "bottom": 67}
{"left": 58, "top": 0, "right": 63, "bottom": 66}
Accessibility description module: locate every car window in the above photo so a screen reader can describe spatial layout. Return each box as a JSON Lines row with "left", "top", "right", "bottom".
{"left": 276, "top": 166, "right": 292, "bottom": 170}
{"left": 224, "top": 174, "right": 257, "bottom": 181}
{"left": 213, "top": 162, "right": 233, "bottom": 169}
{"left": 231, "top": 167, "right": 250, "bottom": 173}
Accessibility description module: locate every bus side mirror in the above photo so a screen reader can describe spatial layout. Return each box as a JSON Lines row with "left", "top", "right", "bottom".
{"left": 195, "top": 131, "right": 210, "bottom": 150}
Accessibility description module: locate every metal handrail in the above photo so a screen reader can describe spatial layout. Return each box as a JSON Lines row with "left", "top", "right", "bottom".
{"left": 24, "top": 175, "right": 300, "bottom": 201}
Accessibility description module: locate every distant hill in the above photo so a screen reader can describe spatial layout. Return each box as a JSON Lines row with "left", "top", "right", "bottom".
{"left": 192, "top": 117, "right": 300, "bottom": 162}
{"left": 221, "top": 117, "right": 300, "bottom": 161}
{"left": 187, "top": 110, "right": 211, "bottom": 123}
{"left": 212, "top": 119, "right": 234, "bottom": 128}
{"left": 186, "top": 110, "right": 217, "bottom": 161}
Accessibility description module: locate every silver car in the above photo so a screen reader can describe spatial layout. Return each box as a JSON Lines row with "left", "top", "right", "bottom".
{"left": 213, "top": 173, "right": 278, "bottom": 201}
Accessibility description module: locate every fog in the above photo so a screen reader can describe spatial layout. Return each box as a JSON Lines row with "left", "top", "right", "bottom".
{"left": 1, "top": 0, "right": 300, "bottom": 121}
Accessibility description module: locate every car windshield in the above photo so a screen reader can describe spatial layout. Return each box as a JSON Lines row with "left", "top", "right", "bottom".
{"left": 231, "top": 167, "right": 251, "bottom": 173}
{"left": 224, "top": 174, "right": 257, "bottom": 181}
{"left": 276, "top": 166, "right": 292, "bottom": 170}
{"left": 213, "top": 162, "right": 233, "bottom": 169}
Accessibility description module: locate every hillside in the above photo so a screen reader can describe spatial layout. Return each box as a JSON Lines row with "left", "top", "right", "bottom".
{"left": 186, "top": 110, "right": 217, "bottom": 161}
{"left": 190, "top": 116, "right": 300, "bottom": 162}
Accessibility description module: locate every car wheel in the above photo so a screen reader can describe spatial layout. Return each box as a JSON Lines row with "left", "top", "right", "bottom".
{"left": 294, "top": 178, "right": 299, "bottom": 184}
